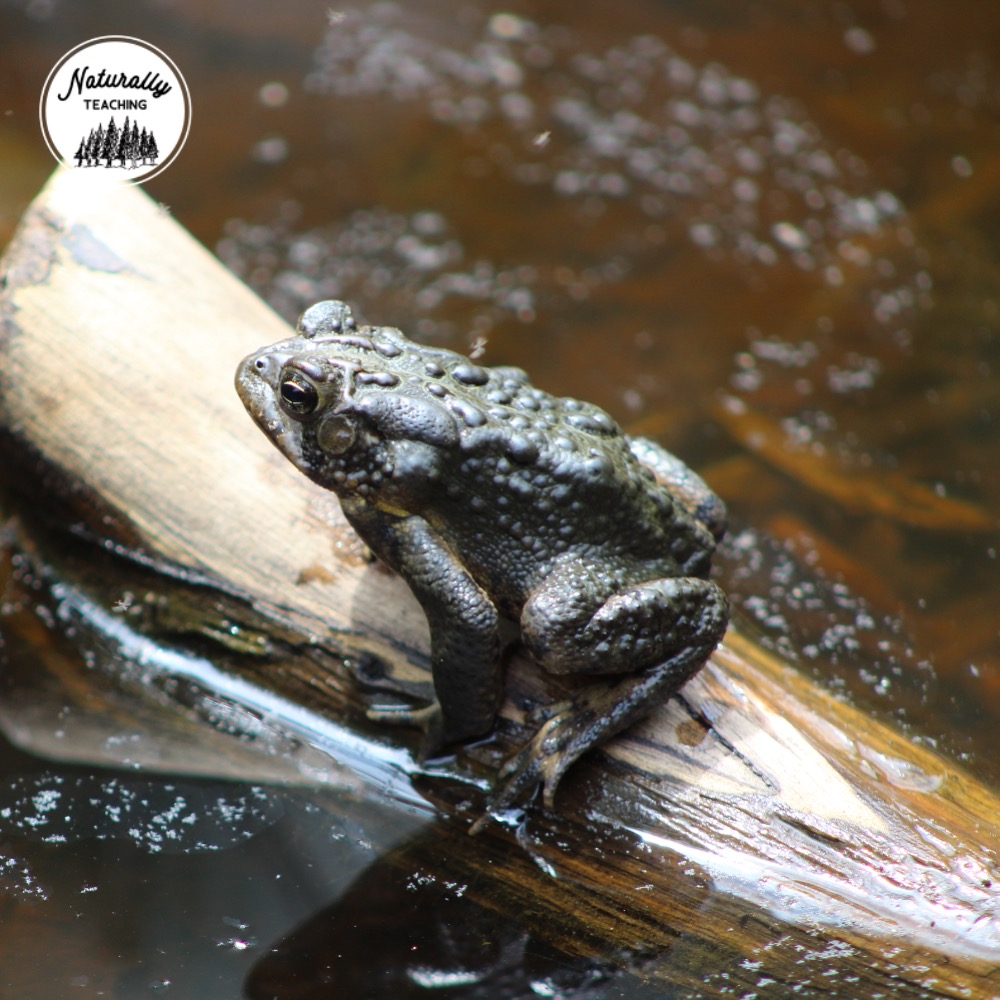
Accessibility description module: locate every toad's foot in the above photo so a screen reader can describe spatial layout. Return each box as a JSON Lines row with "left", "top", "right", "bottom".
{"left": 483, "top": 685, "right": 613, "bottom": 826}
{"left": 473, "top": 639, "right": 720, "bottom": 833}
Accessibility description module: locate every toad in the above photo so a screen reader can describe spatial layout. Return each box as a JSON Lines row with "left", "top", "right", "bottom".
{"left": 236, "top": 301, "right": 729, "bottom": 821}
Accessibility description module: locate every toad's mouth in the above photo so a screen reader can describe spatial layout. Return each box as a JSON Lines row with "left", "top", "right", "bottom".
{"left": 234, "top": 354, "right": 297, "bottom": 450}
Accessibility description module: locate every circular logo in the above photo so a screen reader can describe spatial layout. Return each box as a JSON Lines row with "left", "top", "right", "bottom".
{"left": 39, "top": 36, "right": 191, "bottom": 185}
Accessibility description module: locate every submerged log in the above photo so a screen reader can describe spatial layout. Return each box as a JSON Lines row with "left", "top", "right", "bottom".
{"left": 0, "top": 170, "right": 997, "bottom": 995}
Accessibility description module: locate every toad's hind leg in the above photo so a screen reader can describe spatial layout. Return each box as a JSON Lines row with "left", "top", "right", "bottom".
{"left": 490, "top": 576, "right": 729, "bottom": 817}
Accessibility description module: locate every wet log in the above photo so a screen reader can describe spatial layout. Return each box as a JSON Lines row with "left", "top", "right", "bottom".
{"left": 0, "top": 169, "right": 998, "bottom": 996}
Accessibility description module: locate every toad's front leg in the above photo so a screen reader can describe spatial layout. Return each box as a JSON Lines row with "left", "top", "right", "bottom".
{"left": 344, "top": 500, "right": 503, "bottom": 754}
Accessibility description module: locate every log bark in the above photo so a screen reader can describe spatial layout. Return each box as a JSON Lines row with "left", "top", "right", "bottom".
{"left": 0, "top": 169, "right": 997, "bottom": 996}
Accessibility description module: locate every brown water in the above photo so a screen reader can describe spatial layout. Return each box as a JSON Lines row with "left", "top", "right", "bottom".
{"left": 1, "top": 1, "right": 998, "bottom": 996}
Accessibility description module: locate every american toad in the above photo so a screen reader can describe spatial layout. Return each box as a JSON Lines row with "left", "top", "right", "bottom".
{"left": 236, "top": 301, "right": 729, "bottom": 821}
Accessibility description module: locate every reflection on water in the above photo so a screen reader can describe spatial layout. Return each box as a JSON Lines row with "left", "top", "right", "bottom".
{"left": 0, "top": 732, "right": 433, "bottom": 997}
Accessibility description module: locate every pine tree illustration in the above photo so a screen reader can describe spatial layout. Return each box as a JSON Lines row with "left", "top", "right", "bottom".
{"left": 129, "top": 120, "right": 141, "bottom": 168}
{"left": 100, "top": 117, "right": 119, "bottom": 168}
{"left": 73, "top": 116, "right": 162, "bottom": 170}
{"left": 115, "top": 116, "right": 131, "bottom": 168}
{"left": 88, "top": 124, "right": 104, "bottom": 167}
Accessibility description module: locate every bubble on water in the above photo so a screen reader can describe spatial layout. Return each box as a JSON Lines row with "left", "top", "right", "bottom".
{"left": 689, "top": 222, "right": 719, "bottom": 248}
{"left": 488, "top": 12, "right": 532, "bottom": 42}
{"left": 304, "top": 7, "right": 920, "bottom": 301}
{"left": 252, "top": 135, "right": 289, "bottom": 165}
{"left": 720, "top": 526, "right": 922, "bottom": 702}
{"left": 227, "top": 5, "right": 939, "bottom": 407}
{"left": 0, "top": 851, "right": 48, "bottom": 902}
{"left": 732, "top": 176, "right": 759, "bottom": 203}
{"left": 951, "top": 155, "right": 973, "bottom": 177}
{"left": 750, "top": 336, "right": 819, "bottom": 368}
{"left": 219, "top": 205, "right": 623, "bottom": 332}
{"left": 772, "top": 222, "right": 810, "bottom": 251}
{"left": 499, "top": 90, "right": 534, "bottom": 123}
{"left": 0, "top": 773, "right": 284, "bottom": 855}
{"left": 258, "top": 81, "right": 290, "bottom": 108}
{"left": 843, "top": 27, "right": 876, "bottom": 55}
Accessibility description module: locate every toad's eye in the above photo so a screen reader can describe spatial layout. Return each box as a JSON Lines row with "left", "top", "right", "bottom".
{"left": 279, "top": 371, "right": 319, "bottom": 417}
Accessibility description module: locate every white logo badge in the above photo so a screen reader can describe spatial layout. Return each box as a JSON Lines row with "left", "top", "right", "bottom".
{"left": 39, "top": 35, "right": 191, "bottom": 184}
